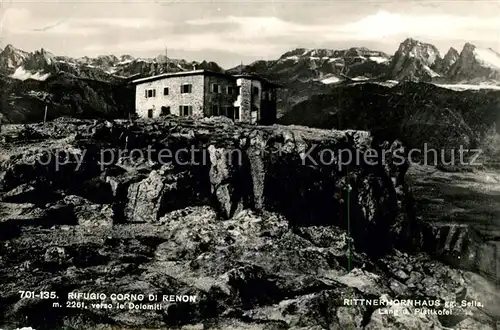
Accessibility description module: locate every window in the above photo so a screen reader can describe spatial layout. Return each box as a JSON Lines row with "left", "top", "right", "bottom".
{"left": 161, "top": 106, "right": 170, "bottom": 116}
{"left": 163, "top": 87, "right": 169, "bottom": 95}
{"left": 147, "top": 109, "right": 153, "bottom": 118}
{"left": 252, "top": 86, "right": 259, "bottom": 96}
{"left": 181, "top": 84, "right": 192, "bottom": 94}
{"left": 226, "top": 106, "right": 235, "bottom": 120}
{"left": 179, "top": 105, "right": 192, "bottom": 116}
{"left": 211, "top": 83, "right": 221, "bottom": 93}
{"left": 145, "top": 89, "right": 156, "bottom": 98}
{"left": 212, "top": 105, "right": 220, "bottom": 116}
{"left": 227, "top": 86, "right": 235, "bottom": 95}
{"left": 234, "top": 106, "right": 240, "bottom": 120}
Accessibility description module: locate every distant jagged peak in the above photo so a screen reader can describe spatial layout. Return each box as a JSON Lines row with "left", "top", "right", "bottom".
{"left": 1, "top": 44, "right": 28, "bottom": 56}
{"left": 3, "top": 44, "right": 17, "bottom": 52}
{"left": 33, "top": 47, "right": 55, "bottom": 58}
{"left": 442, "top": 47, "right": 459, "bottom": 65}
{"left": 95, "top": 54, "right": 119, "bottom": 62}
{"left": 462, "top": 42, "right": 476, "bottom": 52}
{"left": 279, "top": 48, "right": 308, "bottom": 57}
{"left": 458, "top": 42, "right": 500, "bottom": 68}
{"left": 119, "top": 54, "right": 134, "bottom": 62}
{"left": 343, "top": 47, "right": 389, "bottom": 58}
{"left": 446, "top": 47, "right": 459, "bottom": 56}
{"left": 396, "top": 37, "right": 441, "bottom": 65}
{"left": 446, "top": 42, "right": 500, "bottom": 83}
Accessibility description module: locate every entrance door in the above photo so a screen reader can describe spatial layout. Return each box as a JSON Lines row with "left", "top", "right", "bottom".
{"left": 147, "top": 109, "right": 153, "bottom": 118}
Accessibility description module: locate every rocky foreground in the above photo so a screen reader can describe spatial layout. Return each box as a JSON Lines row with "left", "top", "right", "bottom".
{"left": 0, "top": 117, "right": 498, "bottom": 330}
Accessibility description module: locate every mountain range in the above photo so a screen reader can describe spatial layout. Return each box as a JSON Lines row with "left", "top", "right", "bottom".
{"left": 1, "top": 38, "right": 500, "bottom": 85}
{"left": 1, "top": 37, "right": 500, "bottom": 124}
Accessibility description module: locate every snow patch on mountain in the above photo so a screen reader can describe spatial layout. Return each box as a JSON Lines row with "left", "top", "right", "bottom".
{"left": 321, "top": 76, "right": 341, "bottom": 84}
{"left": 105, "top": 67, "right": 119, "bottom": 74}
{"left": 10, "top": 67, "right": 50, "bottom": 81}
{"left": 374, "top": 80, "right": 400, "bottom": 88}
{"left": 473, "top": 48, "right": 500, "bottom": 70}
{"left": 117, "top": 59, "right": 133, "bottom": 65}
{"left": 369, "top": 56, "right": 389, "bottom": 64}
{"left": 282, "top": 56, "right": 300, "bottom": 62}
{"left": 423, "top": 65, "right": 440, "bottom": 78}
{"left": 435, "top": 83, "right": 500, "bottom": 91}
{"left": 352, "top": 76, "right": 370, "bottom": 81}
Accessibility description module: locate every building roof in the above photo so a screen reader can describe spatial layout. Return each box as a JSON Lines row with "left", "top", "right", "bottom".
{"left": 131, "top": 69, "right": 282, "bottom": 88}
{"left": 131, "top": 69, "right": 234, "bottom": 84}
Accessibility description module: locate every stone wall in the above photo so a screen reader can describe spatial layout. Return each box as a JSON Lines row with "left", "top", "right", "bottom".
{"left": 250, "top": 80, "right": 262, "bottom": 123}
{"left": 237, "top": 78, "right": 253, "bottom": 123}
{"left": 135, "top": 74, "right": 205, "bottom": 119}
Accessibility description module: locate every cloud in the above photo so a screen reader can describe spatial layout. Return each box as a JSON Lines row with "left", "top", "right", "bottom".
{"left": 76, "top": 18, "right": 172, "bottom": 29}
{"left": 84, "top": 33, "right": 283, "bottom": 56}
{"left": 185, "top": 11, "right": 500, "bottom": 42}
{"left": 1, "top": 7, "right": 99, "bottom": 35}
{"left": 5, "top": 6, "right": 499, "bottom": 59}
{"left": 0, "top": 7, "right": 171, "bottom": 36}
{"left": 166, "top": 11, "right": 497, "bottom": 54}
{"left": 339, "top": 11, "right": 500, "bottom": 41}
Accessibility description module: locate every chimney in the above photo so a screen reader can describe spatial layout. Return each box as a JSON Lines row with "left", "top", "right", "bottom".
{"left": 193, "top": 64, "right": 197, "bottom": 71}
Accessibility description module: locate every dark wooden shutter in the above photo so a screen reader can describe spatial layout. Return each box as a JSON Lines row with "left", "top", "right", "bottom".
{"left": 145, "top": 90, "right": 148, "bottom": 98}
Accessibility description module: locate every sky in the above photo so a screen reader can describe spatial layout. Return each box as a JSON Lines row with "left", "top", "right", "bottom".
{"left": 0, "top": 0, "right": 499, "bottom": 69}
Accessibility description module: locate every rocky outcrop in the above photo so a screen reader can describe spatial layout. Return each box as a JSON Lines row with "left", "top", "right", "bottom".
{"left": 0, "top": 205, "right": 498, "bottom": 329}
{"left": 124, "top": 164, "right": 199, "bottom": 222}
{"left": 0, "top": 118, "right": 498, "bottom": 329}
{"left": 0, "top": 118, "right": 413, "bottom": 248}
{"left": 419, "top": 223, "right": 499, "bottom": 282}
